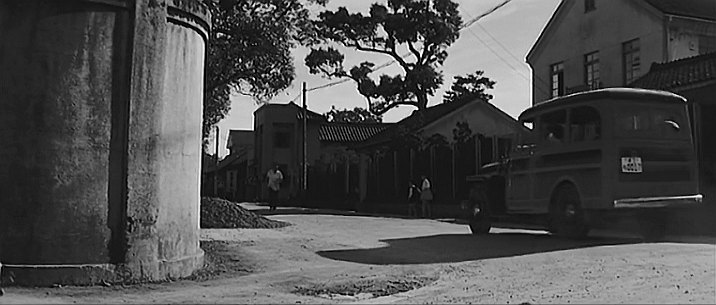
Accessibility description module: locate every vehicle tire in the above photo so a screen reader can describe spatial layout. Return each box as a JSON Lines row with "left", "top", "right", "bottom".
{"left": 468, "top": 187, "right": 492, "bottom": 235}
{"left": 549, "top": 184, "right": 589, "bottom": 239}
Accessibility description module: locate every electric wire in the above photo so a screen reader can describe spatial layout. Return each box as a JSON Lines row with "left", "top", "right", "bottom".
{"left": 296, "top": 1, "right": 540, "bottom": 101}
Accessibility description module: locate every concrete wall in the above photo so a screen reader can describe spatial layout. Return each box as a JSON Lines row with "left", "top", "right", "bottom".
{"left": 152, "top": 4, "right": 207, "bottom": 278}
{"left": 0, "top": 0, "right": 119, "bottom": 266}
{"left": 528, "top": 0, "right": 665, "bottom": 104}
{"left": 0, "top": 0, "right": 209, "bottom": 285}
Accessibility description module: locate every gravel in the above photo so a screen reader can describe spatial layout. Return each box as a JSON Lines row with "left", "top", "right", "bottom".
{"left": 200, "top": 197, "right": 290, "bottom": 229}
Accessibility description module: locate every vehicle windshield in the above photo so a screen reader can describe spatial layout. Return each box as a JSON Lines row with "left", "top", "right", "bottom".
{"left": 614, "top": 103, "right": 689, "bottom": 139}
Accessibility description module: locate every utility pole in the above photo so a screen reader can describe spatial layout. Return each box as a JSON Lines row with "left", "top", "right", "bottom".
{"left": 213, "top": 125, "right": 220, "bottom": 196}
{"left": 302, "top": 82, "right": 307, "bottom": 197}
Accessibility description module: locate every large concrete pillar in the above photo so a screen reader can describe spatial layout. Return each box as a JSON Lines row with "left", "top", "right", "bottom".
{"left": 0, "top": 0, "right": 209, "bottom": 285}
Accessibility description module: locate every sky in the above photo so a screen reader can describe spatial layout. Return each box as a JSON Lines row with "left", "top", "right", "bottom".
{"left": 212, "top": 0, "right": 561, "bottom": 157}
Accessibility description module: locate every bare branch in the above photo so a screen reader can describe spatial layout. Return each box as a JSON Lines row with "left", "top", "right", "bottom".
{"left": 407, "top": 40, "right": 422, "bottom": 62}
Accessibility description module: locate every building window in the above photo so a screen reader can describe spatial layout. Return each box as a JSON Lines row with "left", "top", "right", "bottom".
{"left": 274, "top": 131, "right": 290, "bottom": 148}
{"left": 550, "top": 62, "right": 565, "bottom": 98}
{"left": 584, "top": 51, "right": 600, "bottom": 89}
{"left": 623, "top": 39, "right": 640, "bottom": 85}
{"left": 585, "top": 0, "right": 595, "bottom": 12}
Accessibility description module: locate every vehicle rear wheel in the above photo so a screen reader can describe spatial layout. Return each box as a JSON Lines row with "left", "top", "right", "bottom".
{"left": 549, "top": 184, "right": 589, "bottom": 239}
{"left": 468, "top": 187, "right": 491, "bottom": 235}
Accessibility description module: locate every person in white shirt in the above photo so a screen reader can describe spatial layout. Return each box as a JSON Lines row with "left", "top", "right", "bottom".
{"left": 266, "top": 164, "right": 283, "bottom": 211}
{"left": 420, "top": 175, "right": 433, "bottom": 218}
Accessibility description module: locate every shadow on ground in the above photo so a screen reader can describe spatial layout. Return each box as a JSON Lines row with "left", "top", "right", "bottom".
{"left": 250, "top": 205, "right": 416, "bottom": 220}
{"left": 318, "top": 232, "right": 641, "bottom": 265}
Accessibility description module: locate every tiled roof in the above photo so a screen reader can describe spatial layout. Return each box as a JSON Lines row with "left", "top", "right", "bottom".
{"left": 358, "top": 99, "right": 474, "bottom": 148}
{"left": 291, "top": 102, "right": 326, "bottom": 121}
{"left": 629, "top": 52, "right": 716, "bottom": 90}
{"left": 318, "top": 123, "right": 392, "bottom": 143}
{"left": 643, "top": 0, "right": 716, "bottom": 21}
{"left": 255, "top": 102, "right": 326, "bottom": 121}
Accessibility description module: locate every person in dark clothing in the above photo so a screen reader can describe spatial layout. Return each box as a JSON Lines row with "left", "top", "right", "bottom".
{"left": 407, "top": 181, "right": 421, "bottom": 217}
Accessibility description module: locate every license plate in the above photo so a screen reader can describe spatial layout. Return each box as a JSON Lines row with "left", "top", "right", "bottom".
{"left": 621, "top": 157, "right": 642, "bottom": 173}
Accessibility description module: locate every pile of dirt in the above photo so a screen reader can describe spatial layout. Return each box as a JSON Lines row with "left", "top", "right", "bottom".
{"left": 200, "top": 197, "right": 290, "bottom": 229}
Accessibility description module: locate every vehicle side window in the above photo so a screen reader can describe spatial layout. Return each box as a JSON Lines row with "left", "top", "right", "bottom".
{"left": 570, "top": 106, "right": 601, "bottom": 142}
{"left": 515, "top": 118, "right": 536, "bottom": 151}
{"left": 615, "top": 104, "right": 688, "bottom": 139}
{"left": 540, "top": 110, "right": 567, "bottom": 144}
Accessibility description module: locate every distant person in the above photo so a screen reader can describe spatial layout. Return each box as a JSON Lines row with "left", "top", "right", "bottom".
{"left": 420, "top": 175, "right": 433, "bottom": 218}
{"left": 407, "top": 181, "right": 421, "bottom": 217}
{"left": 266, "top": 164, "right": 283, "bottom": 211}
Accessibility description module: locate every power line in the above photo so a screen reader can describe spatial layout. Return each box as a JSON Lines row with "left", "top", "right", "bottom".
{"left": 463, "top": 26, "right": 531, "bottom": 83}
{"left": 475, "top": 22, "right": 554, "bottom": 93}
{"left": 475, "top": 23, "right": 524, "bottom": 71}
{"left": 462, "top": 0, "right": 512, "bottom": 28}
{"left": 458, "top": 1, "right": 554, "bottom": 97}
{"left": 300, "top": 1, "right": 525, "bottom": 97}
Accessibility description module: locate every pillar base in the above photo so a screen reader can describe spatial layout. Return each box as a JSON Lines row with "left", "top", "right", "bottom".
{"left": 1, "top": 250, "right": 204, "bottom": 287}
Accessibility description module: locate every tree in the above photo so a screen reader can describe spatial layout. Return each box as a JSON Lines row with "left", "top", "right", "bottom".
{"left": 324, "top": 106, "right": 383, "bottom": 123}
{"left": 305, "top": 0, "right": 462, "bottom": 115}
{"left": 202, "top": 0, "right": 327, "bottom": 142}
{"left": 443, "top": 70, "right": 495, "bottom": 103}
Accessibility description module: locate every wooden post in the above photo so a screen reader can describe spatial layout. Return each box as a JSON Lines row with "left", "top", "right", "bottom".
{"left": 302, "top": 82, "right": 307, "bottom": 196}
{"left": 430, "top": 146, "right": 435, "bottom": 179}
{"left": 393, "top": 150, "right": 399, "bottom": 197}
{"left": 475, "top": 135, "right": 481, "bottom": 174}
{"left": 345, "top": 157, "right": 350, "bottom": 194}
{"left": 375, "top": 152, "right": 380, "bottom": 196}
{"left": 451, "top": 143, "right": 456, "bottom": 200}
{"left": 409, "top": 148, "right": 414, "bottom": 181}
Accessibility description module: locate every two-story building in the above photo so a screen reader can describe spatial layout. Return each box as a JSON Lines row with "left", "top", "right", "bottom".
{"left": 252, "top": 102, "right": 390, "bottom": 204}
{"left": 527, "top": 0, "right": 716, "bottom": 104}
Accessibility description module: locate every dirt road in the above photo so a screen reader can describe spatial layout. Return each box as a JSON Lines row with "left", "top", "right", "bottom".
{"left": 2, "top": 203, "right": 715, "bottom": 304}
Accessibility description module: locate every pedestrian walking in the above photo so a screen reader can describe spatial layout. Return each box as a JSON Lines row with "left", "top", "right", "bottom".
{"left": 420, "top": 175, "right": 433, "bottom": 218}
{"left": 407, "top": 181, "right": 420, "bottom": 217}
{"left": 266, "top": 164, "right": 283, "bottom": 211}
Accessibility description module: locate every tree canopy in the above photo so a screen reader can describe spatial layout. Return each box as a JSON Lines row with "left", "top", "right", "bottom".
{"left": 305, "top": 0, "right": 462, "bottom": 116}
{"left": 324, "top": 106, "right": 383, "bottom": 123}
{"left": 202, "top": 0, "right": 326, "bottom": 141}
{"left": 442, "top": 70, "right": 495, "bottom": 103}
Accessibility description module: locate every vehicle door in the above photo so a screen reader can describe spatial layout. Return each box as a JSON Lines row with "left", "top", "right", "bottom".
{"left": 505, "top": 118, "right": 537, "bottom": 212}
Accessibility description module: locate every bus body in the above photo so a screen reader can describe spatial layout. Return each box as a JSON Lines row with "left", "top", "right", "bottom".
{"left": 465, "top": 88, "right": 702, "bottom": 238}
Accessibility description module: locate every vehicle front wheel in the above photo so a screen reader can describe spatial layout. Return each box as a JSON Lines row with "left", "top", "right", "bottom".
{"left": 468, "top": 187, "right": 492, "bottom": 235}
{"left": 549, "top": 184, "right": 589, "bottom": 239}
